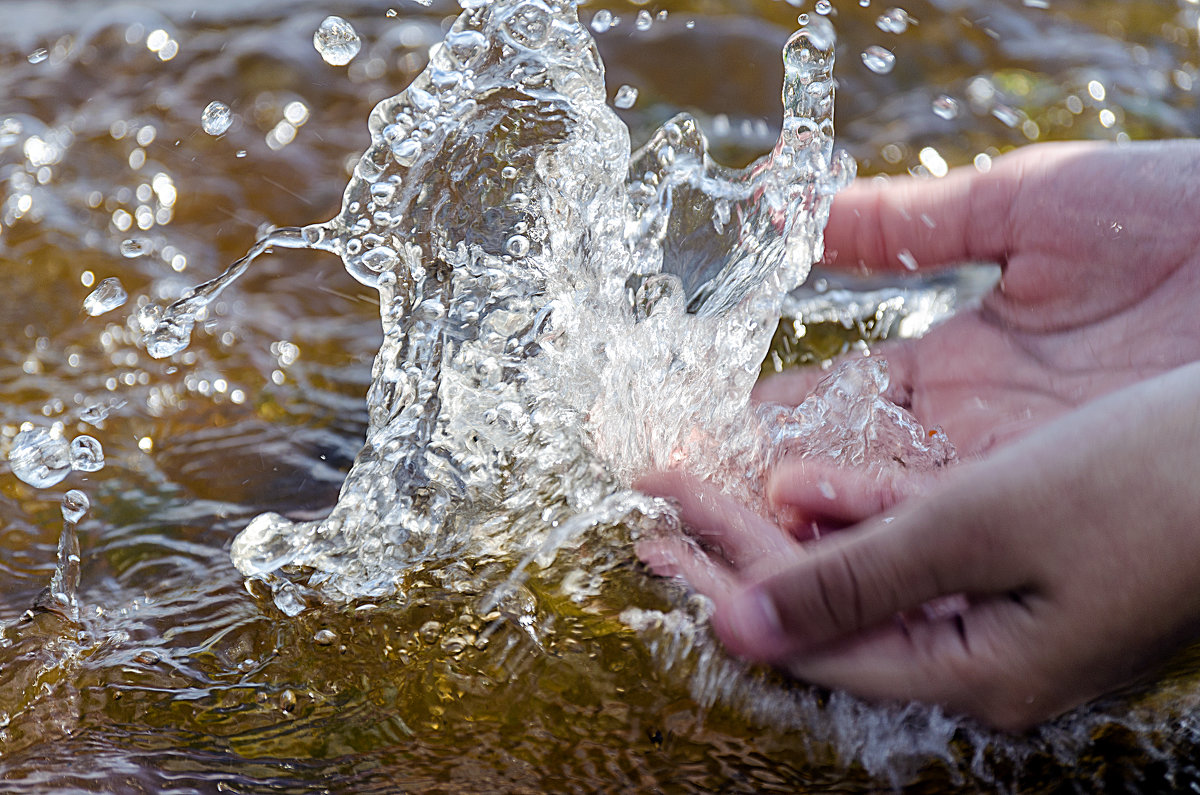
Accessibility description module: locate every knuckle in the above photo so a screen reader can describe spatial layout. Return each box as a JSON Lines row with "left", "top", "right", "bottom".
{"left": 811, "top": 547, "right": 866, "bottom": 636}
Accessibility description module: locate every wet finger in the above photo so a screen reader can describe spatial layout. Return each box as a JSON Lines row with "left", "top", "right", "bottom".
{"left": 635, "top": 470, "right": 796, "bottom": 567}
{"left": 709, "top": 491, "right": 1030, "bottom": 662}
{"left": 767, "top": 457, "right": 932, "bottom": 527}
{"left": 778, "top": 596, "right": 1054, "bottom": 730}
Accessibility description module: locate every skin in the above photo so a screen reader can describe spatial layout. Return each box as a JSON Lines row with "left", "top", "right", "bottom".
{"left": 637, "top": 140, "right": 1200, "bottom": 730}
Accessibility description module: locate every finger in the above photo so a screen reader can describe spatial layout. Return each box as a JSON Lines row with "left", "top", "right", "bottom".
{"left": 710, "top": 492, "right": 1031, "bottom": 662}
{"left": 823, "top": 141, "right": 1108, "bottom": 275}
{"left": 635, "top": 470, "right": 796, "bottom": 566}
{"left": 767, "top": 457, "right": 932, "bottom": 527}
{"left": 635, "top": 537, "right": 736, "bottom": 601}
{"left": 777, "top": 596, "right": 1053, "bottom": 730}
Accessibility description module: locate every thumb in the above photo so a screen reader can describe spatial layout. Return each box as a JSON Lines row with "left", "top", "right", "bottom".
{"left": 712, "top": 490, "right": 1028, "bottom": 662}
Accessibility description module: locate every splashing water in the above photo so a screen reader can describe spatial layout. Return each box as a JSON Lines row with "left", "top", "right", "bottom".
{"left": 135, "top": 0, "right": 951, "bottom": 752}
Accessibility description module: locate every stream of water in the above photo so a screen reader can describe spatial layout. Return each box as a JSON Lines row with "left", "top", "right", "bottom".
{"left": 5, "top": 1, "right": 1200, "bottom": 792}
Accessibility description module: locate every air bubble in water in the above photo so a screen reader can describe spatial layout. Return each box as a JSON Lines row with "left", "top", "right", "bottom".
{"left": 314, "top": 16, "right": 362, "bottom": 66}
{"left": 932, "top": 95, "right": 960, "bottom": 119}
{"left": 70, "top": 435, "right": 105, "bottom": 473}
{"left": 504, "top": 234, "right": 530, "bottom": 258}
{"left": 590, "top": 9, "right": 614, "bottom": 33}
{"left": 876, "top": 8, "right": 909, "bottom": 34}
{"left": 83, "top": 277, "right": 128, "bottom": 316}
{"left": 120, "top": 238, "right": 149, "bottom": 258}
{"left": 613, "top": 84, "right": 638, "bottom": 109}
{"left": 201, "top": 101, "right": 233, "bottom": 136}
{"left": 861, "top": 45, "right": 895, "bottom": 74}
{"left": 391, "top": 138, "right": 423, "bottom": 166}
{"left": 61, "top": 489, "right": 89, "bottom": 524}
{"left": 9, "top": 427, "right": 72, "bottom": 488}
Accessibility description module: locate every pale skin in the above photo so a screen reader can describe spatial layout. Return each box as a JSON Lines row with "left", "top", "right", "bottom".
{"left": 637, "top": 140, "right": 1200, "bottom": 730}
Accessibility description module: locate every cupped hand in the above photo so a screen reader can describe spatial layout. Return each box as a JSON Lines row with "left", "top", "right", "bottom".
{"left": 757, "top": 140, "right": 1200, "bottom": 456}
{"left": 639, "top": 362, "right": 1200, "bottom": 730}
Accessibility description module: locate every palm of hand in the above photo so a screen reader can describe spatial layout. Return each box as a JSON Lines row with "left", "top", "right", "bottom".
{"left": 757, "top": 140, "right": 1200, "bottom": 457}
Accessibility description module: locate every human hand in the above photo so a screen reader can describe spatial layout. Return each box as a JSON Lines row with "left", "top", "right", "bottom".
{"left": 639, "top": 362, "right": 1200, "bottom": 730}
{"left": 757, "top": 140, "right": 1200, "bottom": 456}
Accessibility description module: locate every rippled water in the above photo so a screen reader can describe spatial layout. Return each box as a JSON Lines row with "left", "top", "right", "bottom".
{"left": 4, "top": 1, "right": 1200, "bottom": 792}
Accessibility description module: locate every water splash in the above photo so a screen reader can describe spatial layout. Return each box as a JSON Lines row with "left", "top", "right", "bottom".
{"left": 134, "top": 1, "right": 948, "bottom": 768}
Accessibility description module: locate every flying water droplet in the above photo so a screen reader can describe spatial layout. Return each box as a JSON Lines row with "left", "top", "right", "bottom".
{"left": 70, "top": 435, "right": 105, "bottom": 473}
{"left": 9, "top": 427, "right": 72, "bottom": 488}
{"left": 932, "top": 94, "right": 960, "bottom": 119}
{"left": 201, "top": 101, "right": 233, "bottom": 136}
{"left": 861, "top": 45, "right": 895, "bottom": 74}
{"left": 815, "top": 0, "right": 833, "bottom": 14}
{"left": 61, "top": 489, "right": 89, "bottom": 524}
{"left": 876, "top": 8, "right": 909, "bottom": 34}
{"left": 120, "top": 238, "right": 149, "bottom": 258}
{"left": 83, "top": 277, "right": 128, "bottom": 316}
{"left": 27, "top": 48, "right": 48, "bottom": 64}
{"left": 613, "top": 84, "right": 638, "bottom": 109}
{"left": 635, "top": 10, "right": 653, "bottom": 31}
{"left": 314, "top": 16, "right": 362, "bottom": 66}
{"left": 897, "top": 248, "right": 918, "bottom": 271}
{"left": 590, "top": 9, "right": 614, "bottom": 33}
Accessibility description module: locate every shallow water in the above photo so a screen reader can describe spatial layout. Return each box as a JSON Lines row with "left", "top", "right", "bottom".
{"left": 4, "top": 1, "right": 1200, "bottom": 792}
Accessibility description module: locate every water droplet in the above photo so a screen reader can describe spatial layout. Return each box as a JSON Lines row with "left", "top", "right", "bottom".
{"left": 143, "top": 314, "right": 196, "bottom": 359}
{"left": 314, "top": 629, "right": 338, "bottom": 646}
{"left": 80, "top": 404, "right": 112, "bottom": 426}
{"left": 201, "top": 101, "right": 233, "bottom": 136}
{"left": 70, "top": 435, "right": 105, "bottom": 473}
{"left": 418, "top": 620, "right": 443, "bottom": 644}
{"left": 635, "top": 10, "right": 653, "bottom": 31}
{"left": 815, "top": 0, "right": 833, "bottom": 14}
{"left": 590, "top": 9, "right": 614, "bottom": 33}
{"left": 391, "top": 138, "right": 423, "bottom": 167}
{"left": 932, "top": 95, "right": 959, "bottom": 120}
{"left": 500, "top": 165, "right": 518, "bottom": 179}
{"left": 991, "top": 104, "right": 1021, "bottom": 127}
{"left": 27, "top": 48, "right": 48, "bottom": 64}
{"left": 314, "top": 16, "right": 361, "bottom": 66}
{"left": 897, "top": 248, "right": 918, "bottom": 271}
{"left": 61, "top": 489, "right": 89, "bottom": 524}
{"left": 861, "top": 45, "right": 895, "bottom": 75}
{"left": 120, "top": 238, "right": 149, "bottom": 258}
{"left": 504, "top": 234, "right": 530, "bottom": 258}
{"left": 82, "top": 277, "right": 128, "bottom": 317}
{"left": 279, "top": 689, "right": 297, "bottom": 711}
{"left": 9, "top": 427, "right": 72, "bottom": 488}
{"left": 876, "top": 8, "right": 909, "bottom": 34}
{"left": 134, "top": 649, "right": 161, "bottom": 665}
{"left": 613, "top": 84, "right": 638, "bottom": 109}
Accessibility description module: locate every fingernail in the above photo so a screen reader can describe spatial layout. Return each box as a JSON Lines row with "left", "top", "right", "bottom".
{"left": 721, "top": 587, "right": 783, "bottom": 655}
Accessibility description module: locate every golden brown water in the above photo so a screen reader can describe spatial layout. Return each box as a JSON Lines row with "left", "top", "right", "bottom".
{"left": 3, "top": 1, "right": 1200, "bottom": 791}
